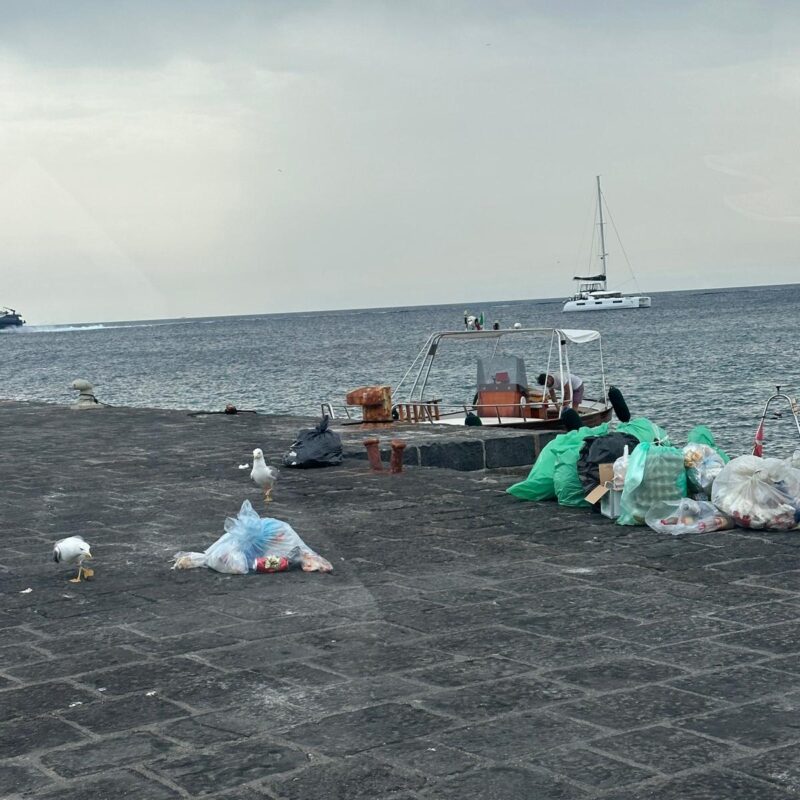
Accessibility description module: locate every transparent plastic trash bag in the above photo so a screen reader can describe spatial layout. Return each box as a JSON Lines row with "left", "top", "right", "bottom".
{"left": 613, "top": 445, "right": 630, "bottom": 490}
{"left": 617, "top": 442, "right": 688, "bottom": 526}
{"left": 173, "top": 500, "right": 333, "bottom": 574}
{"left": 683, "top": 443, "right": 726, "bottom": 499}
{"left": 711, "top": 455, "right": 800, "bottom": 531}
{"left": 645, "top": 498, "right": 733, "bottom": 536}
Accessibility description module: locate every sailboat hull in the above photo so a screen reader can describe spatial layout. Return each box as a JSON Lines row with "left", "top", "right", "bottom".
{"left": 563, "top": 295, "right": 651, "bottom": 312}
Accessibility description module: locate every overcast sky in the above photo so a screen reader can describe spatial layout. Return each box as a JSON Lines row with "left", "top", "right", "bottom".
{"left": 1, "top": 0, "right": 798, "bottom": 323}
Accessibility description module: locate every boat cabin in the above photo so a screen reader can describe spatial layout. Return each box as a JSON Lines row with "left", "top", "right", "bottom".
{"left": 475, "top": 355, "right": 530, "bottom": 419}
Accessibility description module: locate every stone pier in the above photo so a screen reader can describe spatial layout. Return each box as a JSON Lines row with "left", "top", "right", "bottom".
{"left": 2, "top": 400, "right": 800, "bottom": 799}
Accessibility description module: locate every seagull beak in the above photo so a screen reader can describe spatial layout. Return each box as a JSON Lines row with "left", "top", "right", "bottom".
{"left": 85, "top": 551, "right": 93, "bottom": 559}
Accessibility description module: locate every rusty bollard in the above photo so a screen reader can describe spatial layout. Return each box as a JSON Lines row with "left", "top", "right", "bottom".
{"left": 389, "top": 439, "right": 407, "bottom": 473}
{"left": 363, "top": 437, "right": 384, "bottom": 471}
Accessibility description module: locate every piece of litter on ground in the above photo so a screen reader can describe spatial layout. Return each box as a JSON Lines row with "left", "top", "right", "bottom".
{"left": 427, "top": 747, "right": 437, "bottom": 752}
{"left": 19, "top": 588, "right": 32, "bottom": 594}
{"left": 238, "top": 463, "right": 250, "bottom": 470}
{"left": 283, "top": 610, "right": 295, "bottom": 616}
{"left": 145, "top": 690, "right": 157, "bottom": 696}
{"left": 68, "top": 701, "right": 83, "bottom": 708}
{"left": 563, "top": 567, "right": 595, "bottom": 574}
{"left": 98, "top": 688, "right": 107, "bottom": 692}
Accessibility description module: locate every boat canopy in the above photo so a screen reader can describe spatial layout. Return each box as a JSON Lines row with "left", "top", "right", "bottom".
{"left": 394, "top": 327, "right": 606, "bottom": 407}
{"left": 560, "top": 329, "right": 601, "bottom": 343}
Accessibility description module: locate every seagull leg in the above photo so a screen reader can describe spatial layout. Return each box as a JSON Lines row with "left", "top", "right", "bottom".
{"left": 69, "top": 565, "right": 83, "bottom": 583}
{"left": 264, "top": 487, "right": 273, "bottom": 504}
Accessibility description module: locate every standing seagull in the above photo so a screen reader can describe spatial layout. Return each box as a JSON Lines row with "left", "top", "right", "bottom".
{"left": 53, "top": 536, "right": 93, "bottom": 582}
{"left": 250, "top": 448, "right": 279, "bottom": 504}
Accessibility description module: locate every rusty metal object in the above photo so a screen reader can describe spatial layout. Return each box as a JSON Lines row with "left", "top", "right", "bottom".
{"left": 346, "top": 385, "right": 393, "bottom": 423}
{"left": 389, "top": 439, "right": 407, "bottom": 473}
{"left": 363, "top": 437, "right": 384, "bottom": 471}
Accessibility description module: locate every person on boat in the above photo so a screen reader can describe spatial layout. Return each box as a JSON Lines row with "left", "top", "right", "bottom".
{"left": 536, "top": 372, "right": 584, "bottom": 410}
{"left": 492, "top": 321, "right": 500, "bottom": 330}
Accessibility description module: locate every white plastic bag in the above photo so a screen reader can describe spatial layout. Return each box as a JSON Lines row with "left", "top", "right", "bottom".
{"left": 711, "top": 456, "right": 800, "bottom": 530}
{"left": 645, "top": 498, "right": 733, "bottom": 536}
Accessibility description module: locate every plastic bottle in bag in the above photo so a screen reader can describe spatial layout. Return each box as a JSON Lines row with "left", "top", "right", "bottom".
{"left": 613, "top": 445, "right": 629, "bottom": 490}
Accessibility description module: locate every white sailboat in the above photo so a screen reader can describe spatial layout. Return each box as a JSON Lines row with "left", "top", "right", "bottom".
{"left": 563, "top": 176, "right": 651, "bottom": 312}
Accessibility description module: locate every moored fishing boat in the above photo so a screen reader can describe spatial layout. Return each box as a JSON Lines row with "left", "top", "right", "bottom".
{"left": 329, "top": 327, "right": 614, "bottom": 429}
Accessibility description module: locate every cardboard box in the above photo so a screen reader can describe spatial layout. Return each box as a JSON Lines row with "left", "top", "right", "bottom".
{"left": 585, "top": 463, "right": 615, "bottom": 505}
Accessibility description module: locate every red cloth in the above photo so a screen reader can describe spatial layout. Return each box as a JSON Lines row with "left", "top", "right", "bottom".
{"left": 752, "top": 420, "right": 764, "bottom": 457}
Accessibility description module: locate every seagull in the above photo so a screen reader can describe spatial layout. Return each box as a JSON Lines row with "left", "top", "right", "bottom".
{"left": 250, "top": 448, "right": 278, "bottom": 503}
{"left": 53, "top": 536, "right": 93, "bottom": 583}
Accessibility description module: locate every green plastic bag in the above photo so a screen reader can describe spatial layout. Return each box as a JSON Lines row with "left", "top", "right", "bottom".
{"left": 507, "top": 424, "right": 609, "bottom": 502}
{"left": 616, "top": 417, "right": 671, "bottom": 446}
{"left": 554, "top": 446, "right": 592, "bottom": 507}
{"left": 687, "top": 425, "right": 730, "bottom": 463}
{"left": 617, "top": 442, "right": 688, "bottom": 525}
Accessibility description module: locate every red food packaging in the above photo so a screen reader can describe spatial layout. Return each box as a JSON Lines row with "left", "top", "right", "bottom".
{"left": 253, "top": 556, "right": 290, "bottom": 573}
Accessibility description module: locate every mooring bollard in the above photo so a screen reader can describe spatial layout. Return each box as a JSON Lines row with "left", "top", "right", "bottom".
{"left": 363, "top": 437, "right": 384, "bottom": 471}
{"left": 389, "top": 439, "right": 407, "bottom": 473}
{"left": 70, "top": 379, "right": 105, "bottom": 410}
{"left": 346, "top": 385, "right": 393, "bottom": 422}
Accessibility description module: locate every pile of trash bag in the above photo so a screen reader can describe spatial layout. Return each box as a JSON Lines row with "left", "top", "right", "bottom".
{"left": 507, "top": 416, "right": 669, "bottom": 505}
{"left": 173, "top": 500, "right": 333, "bottom": 574}
{"left": 712, "top": 456, "right": 800, "bottom": 530}
{"left": 507, "top": 415, "right": 800, "bottom": 535}
{"left": 283, "top": 416, "right": 343, "bottom": 468}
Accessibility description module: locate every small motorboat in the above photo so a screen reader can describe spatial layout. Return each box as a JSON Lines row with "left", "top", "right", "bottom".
{"left": 0, "top": 307, "right": 24, "bottom": 330}
{"left": 328, "top": 327, "right": 614, "bottom": 429}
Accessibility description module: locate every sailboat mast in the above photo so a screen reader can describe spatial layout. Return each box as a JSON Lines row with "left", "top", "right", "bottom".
{"left": 596, "top": 175, "right": 607, "bottom": 284}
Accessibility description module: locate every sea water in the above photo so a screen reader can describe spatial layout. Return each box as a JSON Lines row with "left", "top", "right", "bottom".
{"left": 2, "top": 284, "right": 798, "bottom": 457}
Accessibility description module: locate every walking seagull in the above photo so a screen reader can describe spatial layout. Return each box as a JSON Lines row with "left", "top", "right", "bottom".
{"left": 250, "top": 448, "right": 278, "bottom": 504}
{"left": 53, "top": 536, "right": 94, "bottom": 582}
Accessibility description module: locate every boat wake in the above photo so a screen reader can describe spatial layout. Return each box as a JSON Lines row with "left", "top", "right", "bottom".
{"left": 24, "top": 319, "right": 199, "bottom": 333}
{"left": 25, "top": 324, "right": 109, "bottom": 333}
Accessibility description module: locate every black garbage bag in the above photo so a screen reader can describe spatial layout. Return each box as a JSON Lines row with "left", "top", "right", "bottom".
{"left": 282, "top": 416, "right": 343, "bottom": 468}
{"left": 577, "top": 432, "right": 640, "bottom": 494}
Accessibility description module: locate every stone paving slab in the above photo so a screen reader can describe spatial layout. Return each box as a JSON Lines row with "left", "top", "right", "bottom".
{"left": 3, "top": 400, "right": 800, "bottom": 798}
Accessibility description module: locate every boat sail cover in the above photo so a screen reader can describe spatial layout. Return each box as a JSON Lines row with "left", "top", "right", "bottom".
{"left": 572, "top": 274, "right": 606, "bottom": 282}
{"left": 558, "top": 329, "right": 601, "bottom": 344}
